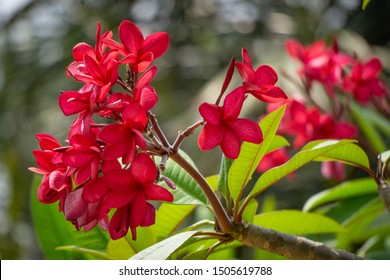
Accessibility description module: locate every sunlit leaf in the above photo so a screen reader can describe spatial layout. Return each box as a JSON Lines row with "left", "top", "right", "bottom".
{"left": 228, "top": 105, "right": 286, "bottom": 202}
{"left": 56, "top": 245, "right": 110, "bottom": 259}
{"left": 303, "top": 178, "right": 378, "bottom": 212}
{"left": 106, "top": 238, "right": 136, "bottom": 260}
{"left": 241, "top": 199, "right": 258, "bottom": 223}
{"left": 351, "top": 103, "right": 386, "bottom": 153}
{"left": 254, "top": 210, "right": 346, "bottom": 235}
{"left": 150, "top": 204, "right": 196, "bottom": 238}
{"left": 30, "top": 175, "right": 108, "bottom": 259}
{"left": 129, "top": 231, "right": 197, "bottom": 260}
{"left": 362, "top": 0, "right": 371, "bottom": 10}
{"left": 162, "top": 150, "right": 207, "bottom": 205}
{"left": 248, "top": 140, "right": 367, "bottom": 201}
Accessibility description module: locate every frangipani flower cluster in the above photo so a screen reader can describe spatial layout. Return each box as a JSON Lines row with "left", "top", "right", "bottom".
{"left": 29, "top": 20, "right": 287, "bottom": 240}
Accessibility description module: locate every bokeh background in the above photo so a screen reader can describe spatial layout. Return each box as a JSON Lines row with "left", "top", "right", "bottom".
{"left": 1, "top": 0, "right": 389, "bottom": 259}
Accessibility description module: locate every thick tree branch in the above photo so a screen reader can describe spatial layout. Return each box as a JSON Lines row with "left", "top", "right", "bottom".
{"left": 236, "top": 222, "right": 364, "bottom": 260}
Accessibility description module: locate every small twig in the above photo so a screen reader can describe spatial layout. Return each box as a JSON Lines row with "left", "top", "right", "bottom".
{"left": 148, "top": 111, "right": 171, "bottom": 148}
{"left": 171, "top": 119, "right": 205, "bottom": 152}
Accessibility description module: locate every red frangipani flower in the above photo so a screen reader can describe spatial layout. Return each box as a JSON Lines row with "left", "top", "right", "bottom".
{"left": 104, "top": 20, "right": 169, "bottom": 73}
{"left": 343, "top": 57, "right": 387, "bottom": 104}
{"left": 198, "top": 86, "right": 263, "bottom": 159}
{"left": 100, "top": 103, "right": 147, "bottom": 164}
{"left": 235, "top": 48, "right": 287, "bottom": 102}
{"left": 101, "top": 152, "right": 174, "bottom": 240}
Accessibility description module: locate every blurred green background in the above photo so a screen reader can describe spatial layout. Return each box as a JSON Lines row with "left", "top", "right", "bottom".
{"left": 0, "top": 0, "right": 389, "bottom": 259}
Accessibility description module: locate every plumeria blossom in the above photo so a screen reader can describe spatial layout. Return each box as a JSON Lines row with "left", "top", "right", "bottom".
{"left": 343, "top": 57, "right": 387, "bottom": 104}
{"left": 104, "top": 20, "right": 170, "bottom": 73}
{"left": 100, "top": 103, "right": 147, "bottom": 165}
{"left": 198, "top": 86, "right": 263, "bottom": 159}
{"left": 285, "top": 39, "right": 352, "bottom": 95}
{"left": 102, "top": 153, "right": 174, "bottom": 240}
{"left": 29, "top": 134, "right": 72, "bottom": 205}
{"left": 235, "top": 48, "right": 287, "bottom": 102}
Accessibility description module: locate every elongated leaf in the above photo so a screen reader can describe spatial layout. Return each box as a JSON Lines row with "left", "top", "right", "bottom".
{"left": 228, "top": 105, "right": 286, "bottom": 202}
{"left": 218, "top": 155, "right": 232, "bottom": 202}
{"left": 150, "top": 204, "right": 196, "bottom": 238}
{"left": 163, "top": 150, "right": 207, "bottom": 205}
{"left": 362, "top": 0, "right": 371, "bottom": 9}
{"left": 266, "top": 135, "right": 290, "bottom": 153}
{"left": 303, "top": 178, "right": 378, "bottom": 212}
{"left": 30, "top": 176, "right": 108, "bottom": 259}
{"left": 56, "top": 245, "right": 110, "bottom": 259}
{"left": 106, "top": 238, "right": 137, "bottom": 260}
{"left": 248, "top": 140, "right": 363, "bottom": 200}
{"left": 254, "top": 210, "right": 346, "bottom": 235}
{"left": 351, "top": 103, "right": 386, "bottom": 153}
{"left": 129, "top": 231, "right": 197, "bottom": 260}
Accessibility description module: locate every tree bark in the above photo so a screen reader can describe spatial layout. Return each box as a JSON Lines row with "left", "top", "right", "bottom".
{"left": 237, "top": 222, "right": 364, "bottom": 260}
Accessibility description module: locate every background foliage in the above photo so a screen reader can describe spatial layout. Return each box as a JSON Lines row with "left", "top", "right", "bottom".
{"left": 0, "top": 0, "right": 389, "bottom": 259}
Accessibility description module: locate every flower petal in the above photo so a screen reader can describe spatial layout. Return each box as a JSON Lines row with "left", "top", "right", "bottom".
{"left": 64, "top": 188, "right": 88, "bottom": 220}
{"left": 104, "top": 169, "right": 135, "bottom": 192}
{"left": 199, "top": 103, "right": 222, "bottom": 125}
{"left": 228, "top": 118, "right": 263, "bottom": 144}
{"left": 140, "top": 32, "right": 170, "bottom": 60}
{"left": 109, "top": 207, "right": 129, "bottom": 240}
{"left": 198, "top": 123, "right": 223, "bottom": 151}
{"left": 144, "top": 183, "right": 174, "bottom": 202}
{"left": 118, "top": 20, "right": 144, "bottom": 54}
{"left": 82, "top": 177, "right": 110, "bottom": 203}
{"left": 130, "top": 153, "right": 157, "bottom": 184}
{"left": 223, "top": 86, "right": 245, "bottom": 120}
{"left": 254, "top": 65, "right": 278, "bottom": 85}
{"left": 220, "top": 128, "right": 241, "bottom": 159}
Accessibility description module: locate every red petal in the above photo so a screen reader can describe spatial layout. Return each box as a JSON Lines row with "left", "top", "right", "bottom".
{"left": 62, "top": 149, "right": 97, "bottom": 168}
{"left": 136, "top": 66, "right": 157, "bottom": 89}
{"left": 82, "top": 178, "right": 110, "bottom": 203}
{"left": 72, "top": 43, "right": 95, "bottom": 61}
{"left": 284, "top": 40, "right": 304, "bottom": 59}
{"left": 220, "top": 128, "right": 241, "bottom": 159}
{"left": 103, "top": 142, "right": 132, "bottom": 160}
{"left": 138, "top": 87, "right": 158, "bottom": 111}
{"left": 246, "top": 84, "right": 287, "bottom": 103}
{"left": 220, "top": 57, "right": 235, "bottom": 96}
{"left": 122, "top": 103, "right": 148, "bottom": 131}
{"left": 198, "top": 123, "right": 223, "bottom": 151}
{"left": 140, "top": 32, "right": 170, "bottom": 60}
{"left": 49, "top": 170, "right": 71, "bottom": 192}
{"left": 59, "top": 91, "right": 90, "bottom": 116}
{"left": 84, "top": 55, "right": 104, "bottom": 82}
{"left": 362, "top": 58, "right": 382, "bottom": 80}
{"left": 129, "top": 192, "right": 146, "bottom": 227}
{"left": 104, "top": 169, "right": 136, "bottom": 192}
{"left": 144, "top": 184, "right": 174, "bottom": 202}
{"left": 199, "top": 103, "right": 222, "bottom": 125}
{"left": 235, "top": 61, "right": 255, "bottom": 82}
{"left": 254, "top": 65, "right": 278, "bottom": 85}
{"left": 64, "top": 188, "right": 88, "bottom": 220}
{"left": 100, "top": 124, "right": 131, "bottom": 144}
{"left": 228, "top": 118, "right": 262, "bottom": 144}
{"left": 103, "top": 191, "right": 135, "bottom": 209}
{"left": 130, "top": 153, "right": 157, "bottom": 184}
{"left": 133, "top": 52, "right": 153, "bottom": 73}
{"left": 241, "top": 48, "right": 253, "bottom": 68}
{"left": 36, "top": 134, "right": 61, "bottom": 150}
{"left": 140, "top": 202, "right": 155, "bottom": 227}
{"left": 109, "top": 207, "right": 129, "bottom": 240}
{"left": 223, "top": 86, "right": 245, "bottom": 120}
{"left": 118, "top": 20, "right": 144, "bottom": 54}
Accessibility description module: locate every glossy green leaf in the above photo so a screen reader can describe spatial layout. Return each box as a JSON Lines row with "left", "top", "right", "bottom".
{"left": 362, "top": 0, "right": 371, "bottom": 9}
{"left": 303, "top": 178, "right": 378, "bottom": 212}
{"left": 266, "top": 135, "right": 290, "bottom": 153}
{"left": 106, "top": 238, "right": 136, "bottom": 260}
{"left": 150, "top": 204, "right": 196, "bottom": 238}
{"left": 218, "top": 155, "right": 232, "bottom": 202}
{"left": 228, "top": 105, "right": 286, "bottom": 202}
{"left": 56, "top": 245, "right": 110, "bottom": 259}
{"left": 206, "top": 175, "right": 219, "bottom": 191}
{"left": 248, "top": 140, "right": 364, "bottom": 201}
{"left": 163, "top": 150, "right": 207, "bottom": 205}
{"left": 129, "top": 231, "right": 197, "bottom": 260}
{"left": 254, "top": 210, "right": 346, "bottom": 235}
{"left": 351, "top": 103, "right": 386, "bottom": 153}
{"left": 30, "top": 176, "right": 108, "bottom": 259}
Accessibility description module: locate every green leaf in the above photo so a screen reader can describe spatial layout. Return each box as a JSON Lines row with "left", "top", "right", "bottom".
{"left": 253, "top": 210, "right": 346, "bottom": 235}
{"left": 351, "top": 103, "right": 386, "bottom": 153}
{"left": 163, "top": 150, "right": 207, "bottom": 205}
{"left": 303, "top": 178, "right": 378, "bottom": 212}
{"left": 30, "top": 175, "right": 108, "bottom": 259}
{"left": 265, "top": 135, "right": 290, "bottom": 153}
{"left": 129, "top": 231, "right": 197, "bottom": 260}
{"left": 228, "top": 105, "right": 286, "bottom": 202}
{"left": 56, "top": 245, "right": 110, "bottom": 259}
{"left": 362, "top": 0, "right": 371, "bottom": 9}
{"left": 206, "top": 175, "right": 219, "bottom": 191}
{"left": 150, "top": 204, "right": 196, "bottom": 238}
{"left": 247, "top": 140, "right": 365, "bottom": 201}
{"left": 241, "top": 199, "right": 258, "bottom": 223}
{"left": 218, "top": 155, "right": 232, "bottom": 202}
{"left": 106, "top": 238, "right": 137, "bottom": 260}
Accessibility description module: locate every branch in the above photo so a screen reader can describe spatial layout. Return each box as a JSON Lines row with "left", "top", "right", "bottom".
{"left": 236, "top": 222, "right": 364, "bottom": 260}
